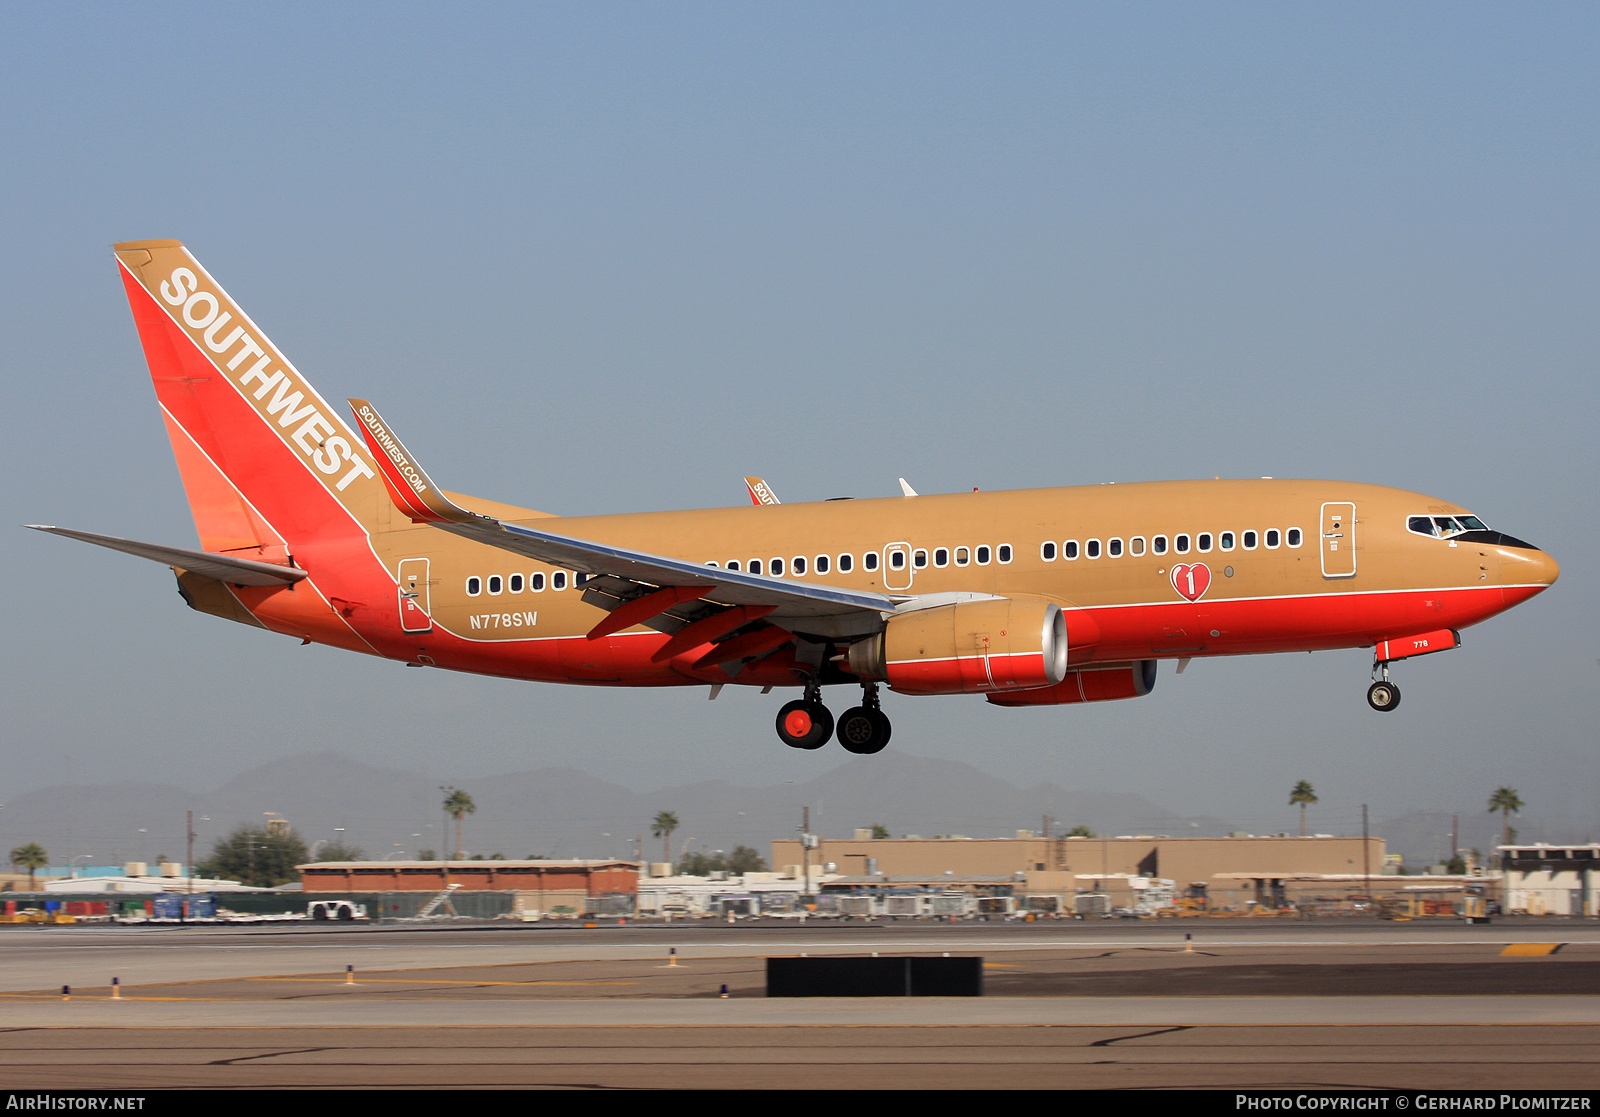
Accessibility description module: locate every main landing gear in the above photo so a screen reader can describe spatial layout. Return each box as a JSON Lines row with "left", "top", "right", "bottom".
{"left": 775, "top": 682, "right": 892, "bottom": 754}
{"left": 1367, "top": 661, "right": 1402, "bottom": 713}
{"left": 837, "top": 682, "right": 892, "bottom": 756}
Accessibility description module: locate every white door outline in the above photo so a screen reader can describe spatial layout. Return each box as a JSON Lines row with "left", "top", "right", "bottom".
{"left": 1320, "top": 502, "right": 1356, "bottom": 579}
{"left": 398, "top": 557, "right": 433, "bottom": 633}
{"left": 882, "top": 542, "right": 914, "bottom": 591}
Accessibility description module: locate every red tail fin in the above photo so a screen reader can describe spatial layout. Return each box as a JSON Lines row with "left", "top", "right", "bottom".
{"left": 114, "top": 240, "right": 384, "bottom": 556}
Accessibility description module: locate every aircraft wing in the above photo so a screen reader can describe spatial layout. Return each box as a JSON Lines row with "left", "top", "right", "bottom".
{"left": 348, "top": 400, "right": 897, "bottom": 642}
{"left": 25, "top": 525, "right": 308, "bottom": 586}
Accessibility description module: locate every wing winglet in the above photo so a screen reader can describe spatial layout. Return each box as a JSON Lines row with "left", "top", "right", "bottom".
{"left": 347, "top": 399, "right": 490, "bottom": 526}
{"left": 744, "top": 476, "right": 781, "bottom": 506}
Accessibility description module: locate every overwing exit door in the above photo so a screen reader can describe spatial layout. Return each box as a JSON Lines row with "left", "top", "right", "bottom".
{"left": 398, "top": 557, "right": 433, "bottom": 633}
{"left": 1320, "top": 503, "right": 1356, "bottom": 579}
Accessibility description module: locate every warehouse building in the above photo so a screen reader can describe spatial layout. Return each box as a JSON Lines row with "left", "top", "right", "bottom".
{"left": 1500, "top": 844, "right": 1600, "bottom": 916}
{"left": 298, "top": 859, "right": 638, "bottom": 917}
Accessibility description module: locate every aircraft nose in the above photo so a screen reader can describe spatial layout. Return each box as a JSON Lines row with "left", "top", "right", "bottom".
{"left": 1504, "top": 545, "right": 1559, "bottom": 589}
{"left": 1531, "top": 548, "right": 1560, "bottom": 586}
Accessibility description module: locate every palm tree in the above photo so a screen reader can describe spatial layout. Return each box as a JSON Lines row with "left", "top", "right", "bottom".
{"left": 1488, "top": 787, "right": 1524, "bottom": 855}
{"left": 1289, "top": 780, "right": 1318, "bottom": 837}
{"left": 9, "top": 843, "right": 48, "bottom": 891}
{"left": 652, "top": 811, "right": 680, "bottom": 865}
{"left": 443, "top": 789, "right": 476, "bottom": 859}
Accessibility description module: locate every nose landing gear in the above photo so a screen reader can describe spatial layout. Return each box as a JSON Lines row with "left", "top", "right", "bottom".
{"left": 1367, "top": 662, "right": 1402, "bottom": 712}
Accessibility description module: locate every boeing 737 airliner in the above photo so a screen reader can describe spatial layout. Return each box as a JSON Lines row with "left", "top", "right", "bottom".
{"left": 29, "top": 241, "right": 1560, "bottom": 754}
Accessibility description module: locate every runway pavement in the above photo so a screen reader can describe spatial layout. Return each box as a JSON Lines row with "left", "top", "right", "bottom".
{"left": 3, "top": 919, "right": 1598, "bottom": 1089}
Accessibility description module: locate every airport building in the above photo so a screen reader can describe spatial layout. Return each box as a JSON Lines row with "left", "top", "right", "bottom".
{"left": 1500, "top": 844, "right": 1600, "bottom": 916}
{"left": 297, "top": 859, "right": 638, "bottom": 918}
{"left": 771, "top": 832, "right": 1396, "bottom": 912}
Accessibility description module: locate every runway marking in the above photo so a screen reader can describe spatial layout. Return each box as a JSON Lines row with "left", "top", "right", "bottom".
{"left": 1089, "top": 1025, "right": 1192, "bottom": 1046}
{"left": 245, "top": 978, "right": 639, "bottom": 986}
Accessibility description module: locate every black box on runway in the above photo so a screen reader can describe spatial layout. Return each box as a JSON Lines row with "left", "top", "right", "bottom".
{"left": 766, "top": 956, "right": 983, "bottom": 997}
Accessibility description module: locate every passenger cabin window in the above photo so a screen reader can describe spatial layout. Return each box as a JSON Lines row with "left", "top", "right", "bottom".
{"left": 726, "top": 560, "right": 740, "bottom": 571}
{"left": 1130, "top": 536, "right": 1146, "bottom": 556}
{"left": 1040, "top": 542, "right": 1056, "bottom": 561}
{"left": 1197, "top": 533, "right": 1212, "bottom": 553}
{"left": 838, "top": 553, "right": 854, "bottom": 573}
{"left": 1287, "top": 528, "right": 1303, "bottom": 547}
{"left": 793, "top": 556, "right": 807, "bottom": 575}
{"left": 770, "top": 557, "right": 785, "bottom": 576}
{"left": 1064, "top": 540, "right": 1079, "bottom": 559}
{"left": 552, "top": 571, "right": 567, "bottom": 590}
{"left": 864, "top": 552, "right": 879, "bottom": 572}
{"left": 509, "top": 574, "right": 524, "bottom": 593}
{"left": 1265, "top": 530, "right": 1280, "bottom": 548}
{"left": 913, "top": 549, "right": 927, "bottom": 568}
{"left": 815, "top": 554, "right": 830, "bottom": 575}
{"left": 487, "top": 575, "right": 503, "bottom": 595}
{"left": 1086, "top": 539, "right": 1101, "bottom": 559}
{"left": 531, "top": 572, "right": 546, "bottom": 591}
{"left": 749, "top": 559, "right": 762, "bottom": 575}
{"left": 466, "top": 576, "right": 482, "bottom": 596}
{"left": 955, "top": 547, "right": 970, "bottom": 566}
{"left": 976, "top": 546, "right": 991, "bottom": 565}
{"left": 1108, "top": 538, "right": 1123, "bottom": 557}
{"left": 935, "top": 547, "right": 950, "bottom": 567}
{"left": 1153, "top": 535, "right": 1168, "bottom": 555}
{"left": 1175, "top": 534, "right": 1191, "bottom": 554}
{"left": 997, "top": 544, "right": 1012, "bottom": 563}
{"left": 889, "top": 551, "right": 905, "bottom": 570}
{"left": 1243, "top": 531, "right": 1257, "bottom": 550}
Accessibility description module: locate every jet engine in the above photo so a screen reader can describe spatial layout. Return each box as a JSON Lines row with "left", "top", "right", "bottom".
{"left": 845, "top": 596, "right": 1068, "bottom": 695}
{"left": 985, "top": 660, "right": 1158, "bottom": 706}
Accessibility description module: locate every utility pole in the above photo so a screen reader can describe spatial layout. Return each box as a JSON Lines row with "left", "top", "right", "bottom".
{"left": 801, "top": 806, "right": 811, "bottom": 900}
{"left": 1362, "top": 804, "right": 1370, "bottom": 909}
{"left": 186, "top": 810, "right": 195, "bottom": 898}
{"left": 1452, "top": 814, "right": 1460, "bottom": 870}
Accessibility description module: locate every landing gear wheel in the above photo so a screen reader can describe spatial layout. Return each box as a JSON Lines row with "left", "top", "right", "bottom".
{"left": 837, "top": 706, "right": 892, "bottom": 754}
{"left": 1366, "top": 681, "right": 1401, "bottom": 712}
{"left": 776, "top": 699, "right": 833, "bottom": 749}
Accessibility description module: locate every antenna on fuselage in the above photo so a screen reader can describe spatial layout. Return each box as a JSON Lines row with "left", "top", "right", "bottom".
{"left": 898, "top": 478, "right": 918, "bottom": 497}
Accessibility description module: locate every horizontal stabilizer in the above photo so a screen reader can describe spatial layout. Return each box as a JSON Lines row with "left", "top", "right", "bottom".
{"left": 25, "top": 526, "right": 307, "bottom": 586}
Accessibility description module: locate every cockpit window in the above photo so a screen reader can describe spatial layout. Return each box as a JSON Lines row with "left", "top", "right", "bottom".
{"left": 1408, "top": 514, "right": 1489, "bottom": 538}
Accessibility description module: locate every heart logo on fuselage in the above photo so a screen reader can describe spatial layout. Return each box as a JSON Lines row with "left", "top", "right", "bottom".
{"left": 1170, "top": 562, "right": 1212, "bottom": 602}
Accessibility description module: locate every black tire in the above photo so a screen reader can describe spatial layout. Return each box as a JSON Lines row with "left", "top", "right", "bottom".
{"left": 1366, "top": 681, "right": 1401, "bottom": 712}
{"left": 837, "top": 706, "right": 891, "bottom": 754}
{"left": 776, "top": 699, "right": 833, "bottom": 749}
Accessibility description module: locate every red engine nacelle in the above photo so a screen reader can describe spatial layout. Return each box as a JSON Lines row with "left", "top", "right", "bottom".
{"left": 985, "top": 660, "right": 1158, "bottom": 706}
{"left": 846, "top": 596, "right": 1068, "bottom": 696}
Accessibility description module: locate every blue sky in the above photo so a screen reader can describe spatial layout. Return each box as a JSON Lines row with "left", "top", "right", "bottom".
{"left": 3, "top": 3, "right": 1595, "bottom": 838}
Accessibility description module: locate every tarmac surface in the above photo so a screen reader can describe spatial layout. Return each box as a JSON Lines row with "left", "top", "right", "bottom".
{"left": 3, "top": 918, "right": 1599, "bottom": 1089}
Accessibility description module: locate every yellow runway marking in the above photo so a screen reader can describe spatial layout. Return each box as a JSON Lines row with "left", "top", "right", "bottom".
{"left": 1500, "top": 943, "right": 1565, "bottom": 956}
